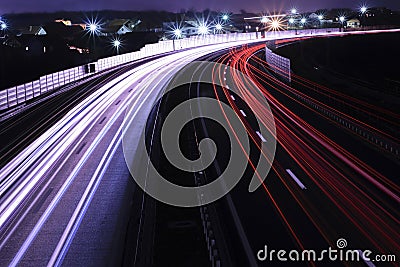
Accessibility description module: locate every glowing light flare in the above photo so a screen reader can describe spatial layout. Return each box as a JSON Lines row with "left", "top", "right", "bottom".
{"left": 89, "top": 24, "right": 97, "bottom": 32}
{"left": 261, "top": 16, "right": 269, "bottom": 23}
{"left": 288, "top": 18, "right": 295, "bottom": 24}
{"left": 291, "top": 8, "right": 297, "bottom": 14}
{"left": 318, "top": 15, "right": 324, "bottom": 20}
{"left": 222, "top": 14, "right": 229, "bottom": 21}
{"left": 360, "top": 6, "right": 367, "bottom": 14}
{"left": 84, "top": 17, "right": 103, "bottom": 36}
{"left": 198, "top": 24, "right": 209, "bottom": 35}
{"left": 0, "top": 22, "right": 7, "bottom": 30}
{"left": 300, "top": 18, "right": 307, "bottom": 24}
{"left": 215, "top": 24, "right": 223, "bottom": 31}
{"left": 339, "top": 16, "right": 346, "bottom": 22}
{"left": 269, "top": 19, "right": 283, "bottom": 31}
{"left": 173, "top": 28, "right": 182, "bottom": 38}
{"left": 113, "top": 39, "right": 121, "bottom": 48}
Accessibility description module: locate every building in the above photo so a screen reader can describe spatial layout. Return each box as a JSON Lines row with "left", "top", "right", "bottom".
{"left": 163, "top": 20, "right": 198, "bottom": 38}
{"left": 347, "top": 18, "right": 361, "bottom": 28}
{"left": 100, "top": 19, "right": 141, "bottom": 36}
{"left": 16, "top": 26, "right": 47, "bottom": 36}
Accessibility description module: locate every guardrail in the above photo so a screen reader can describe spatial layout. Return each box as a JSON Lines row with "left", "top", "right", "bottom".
{"left": 0, "top": 28, "right": 339, "bottom": 113}
{"left": 265, "top": 47, "right": 292, "bottom": 83}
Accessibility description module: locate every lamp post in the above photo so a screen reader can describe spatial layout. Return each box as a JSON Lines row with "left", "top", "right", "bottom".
{"left": 113, "top": 39, "right": 121, "bottom": 55}
{"left": 318, "top": 15, "right": 323, "bottom": 28}
{"left": 339, "top": 16, "right": 345, "bottom": 31}
{"left": 360, "top": 6, "right": 367, "bottom": 27}
{"left": 86, "top": 22, "right": 100, "bottom": 61}
{"left": 172, "top": 28, "right": 182, "bottom": 51}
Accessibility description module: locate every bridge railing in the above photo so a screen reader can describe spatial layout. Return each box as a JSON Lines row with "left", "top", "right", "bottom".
{"left": 0, "top": 28, "right": 338, "bottom": 112}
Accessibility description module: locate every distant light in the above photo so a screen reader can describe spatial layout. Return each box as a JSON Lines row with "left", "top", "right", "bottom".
{"left": 89, "top": 23, "right": 98, "bottom": 32}
{"left": 261, "top": 16, "right": 269, "bottom": 23}
{"left": 198, "top": 25, "right": 209, "bottom": 35}
{"left": 339, "top": 16, "right": 345, "bottom": 22}
{"left": 288, "top": 18, "right": 295, "bottom": 24}
{"left": 173, "top": 28, "right": 182, "bottom": 38}
{"left": 25, "top": 46, "right": 29, "bottom": 51}
{"left": 291, "top": 8, "right": 297, "bottom": 14}
{"left": 256, "top": 26, "right": 259, "bottom": 31}
{"left": 301, "top": 18, "right": 306, "bottom": 24}
{"left": 271, "top": 20, "right": 280, "bottom": 30}
{"left": 360, "top": 6, "right": 367, "bottom": 13}
{"left": 222, "top": 14, "right": 229, "bottom": 21}
{"left": 215, "top": 23, "right": 223, "bottom": 31}
{"left": 318, "top": 15, "right": 323, "bottom": 20}
{"left": 113, "top": 40, "right": 121, "bottom": 48}
{"left": 1, "top": 22, "right": 7, "bottom": 30}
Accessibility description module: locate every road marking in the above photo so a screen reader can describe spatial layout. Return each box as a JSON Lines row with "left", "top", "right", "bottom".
{"left": 240, "top": 110, "right": 247, "bottom": 117}
{"left": 230, "top": 95, "right": 235, "bottom": 101}
{"left": 99, "top": 116, "right": 107, "bottom": 125}
{"left": 286, "top": 169, "right": 307, "bottom": 190}
{"left": 75, "top": 142, "right": 87, "bottom": 155}
{"left": 256, "top": 131, "right": 267, "bottom": 143}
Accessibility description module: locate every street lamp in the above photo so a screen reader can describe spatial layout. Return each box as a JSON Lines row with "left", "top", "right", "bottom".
{"left": 360, "top": 6, "right": 367, "bottom": 14}
{"left": 215, "top": 23, "right": 223, "bottom": 31}
{"left": 112, "top": 39, "right": 121, "bottom": 54}
{"left": 89, "top": 23, "right": 98, "bottom": 33}
{"left": 222, "top": 14, "right": 229, "bottom": 21}
{"left": 291, "top": 8, "right": 297, "bottom": 14}
{"left": 270, "top": 20, "right": 280, "bottom": 30}
{"left": 173, "top": 28, "right": 182, "bottom": 38}
{"left": 198, "top": 24, "right": 209, "bottom": 35}
{"left": 113, "top": 40, "right": 121, "bottom": 48}
{"left": 301, "top": 18, "right": 306, "bottom": 24}
{"left": 288, "top": 18, "right": 295, "bottom": 24}
{"left": 84, "top": 19, "right": 101, "bottom": 61}
{"left": 0, "top": 22, "right": 7, "bottom": 30}
{"left": 86, "top": 21, "right": 101, "bottom": 36}
{"left": 261, "top": 16, "right": 269, "bottom": 23}
{"left": 339, "top": 16, "right": 346, "bottom": 30}
{"left": 359, "top": 6, "right": 367, "bottom": 27}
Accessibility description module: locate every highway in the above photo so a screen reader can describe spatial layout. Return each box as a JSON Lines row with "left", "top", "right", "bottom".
{"left": 0, "top": 29, "right": 398, "bottom": 267}
{"left": 0, "top": 40, "right": 264, "bottom": 266}
{"left": 200, "top": 42, "right": 399, "bottom": 266}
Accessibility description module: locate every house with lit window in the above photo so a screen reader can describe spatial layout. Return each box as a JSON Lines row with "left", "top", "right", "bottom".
{"left": 16, "top": 26, "right": 47, "bottom": 36}
{"left": 100, "top": 19, "right": 141, "bottom": 36}
{"left": 347, "top": 18, "right": 361, "bottom": 28}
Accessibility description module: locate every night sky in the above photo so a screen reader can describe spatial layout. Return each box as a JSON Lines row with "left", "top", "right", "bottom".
{"left": 1, "top": 0, "right": 400, "bottom": 14}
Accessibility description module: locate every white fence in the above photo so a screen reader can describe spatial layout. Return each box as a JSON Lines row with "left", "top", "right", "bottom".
{"left": 0, "top": 66, "right": 88, "bottom": 111}
{"left": 0, "top": 29, "right": 338, "bottom": 112}
{"left": 265, "top": 47, "right": 292, "bottom": 83}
